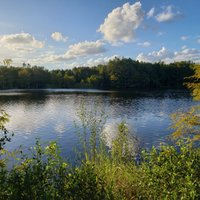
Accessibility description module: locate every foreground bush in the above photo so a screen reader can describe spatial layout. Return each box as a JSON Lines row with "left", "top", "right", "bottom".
{"left": 1, "top": 137, "right": 200, "bottom": 199}
{"left": 0, "top": 141, "right": 109, "bottom": 200}
{"left": 137, "top": 140, "right": 200, "bottom": 199}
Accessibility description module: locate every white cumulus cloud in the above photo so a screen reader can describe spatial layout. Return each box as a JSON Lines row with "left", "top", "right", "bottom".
{"left": 155, "top": 5, "right": 182, "bottom": 22}
{"left": 174, "top": 48, "right": 200, "bottom": 62}
{"left": 0, "top": 33, "right": 44, "bottom": 52}
{"left": 181, "top": 45, "right": 187, "bottom": 50}
{"left": 98, "top": 2, "right": 144, "bottom": 44}
{"left": 147, "top": 7, "right": 155, "bottom": 18}
{"left": 86, "top": 55, "right": 120, "bottom": 66}
{"left": 136, "top": 47, "right": 200, "bottom": 63}
{"left": 47, "top": 40, "right": 106, "bottom": 62}
{"left": 51, "top": 32, "right": 68, "bottom": 42}
{"left": 137, "top": 41, "right": 151, "bottom": 47}
{"left": 180, "top": 36, "right": 188, "bottom": 41}
{"left": 157, "top": 32, "right": 165, "bottom": 36}
{"left": 66, "top": 40, "right": 106, "bottom": 57}
{"left": 136, "top": 47, "right": 173, "bottom": 62}
{"left": 57, "top": 55, "right": 120, "bottom": 68}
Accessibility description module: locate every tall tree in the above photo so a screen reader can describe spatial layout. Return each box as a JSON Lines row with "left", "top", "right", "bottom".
{"left": 172, "top": 65, "right": 200, "bottom": 142}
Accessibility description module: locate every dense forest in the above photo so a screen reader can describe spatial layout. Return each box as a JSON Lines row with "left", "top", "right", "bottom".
{"left": 0, "top": 58, "right": 195, "bottom": 90}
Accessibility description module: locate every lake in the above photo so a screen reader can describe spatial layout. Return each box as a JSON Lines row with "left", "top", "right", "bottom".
{"left": 0, "top": 89, "right": 197, "bottom": 159}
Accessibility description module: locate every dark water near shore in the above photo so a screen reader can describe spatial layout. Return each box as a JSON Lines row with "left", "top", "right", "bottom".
{"left": 0, "top": 89, "right": 197, "bottom": 159}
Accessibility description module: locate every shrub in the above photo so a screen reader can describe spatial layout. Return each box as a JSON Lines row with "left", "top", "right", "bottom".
{"left": 136, "top": 140, "right": 200, "bottom": 199}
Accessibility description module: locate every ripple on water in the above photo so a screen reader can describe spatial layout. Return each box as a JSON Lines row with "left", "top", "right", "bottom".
{"left": 1, "top": 89, "right": 197, "bottom": 156}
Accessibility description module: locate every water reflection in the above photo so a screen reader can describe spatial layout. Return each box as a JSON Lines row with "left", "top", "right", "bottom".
{"left": 0, "top": 89, "right": 197, "bottom": 156}
{"left": 102, "top": 119, "right": 139, "bottom": 154}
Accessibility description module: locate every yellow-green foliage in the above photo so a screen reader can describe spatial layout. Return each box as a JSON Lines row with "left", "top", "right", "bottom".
{"left": 171, "top": 105, "right": 200, "bottom": 141}
{"left": 0, "top": 110, "right": 10, "bottom": 149}
{"left": 185, "top": 65, "right": 200, "bottom": 101}
{"left": 111, "top": 122, "right": 133, "bottom": 163}
{"left": 171, "top": 64, "right": 200, "bottom": 141}
{"left": 137, "top": 140, "right": 200, "bottom": 199}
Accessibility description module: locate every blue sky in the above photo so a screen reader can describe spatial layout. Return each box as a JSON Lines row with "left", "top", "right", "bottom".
{"left": 0, "top": 0, "right": 199, "bottom": 69}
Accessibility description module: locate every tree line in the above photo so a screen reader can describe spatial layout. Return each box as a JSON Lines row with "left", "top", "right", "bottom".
{"left": 0, "top": 58, "right": 195, "bottom": 90}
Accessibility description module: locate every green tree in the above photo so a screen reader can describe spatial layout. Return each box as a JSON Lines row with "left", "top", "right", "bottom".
{"left": 172, "top": 64, "right": 200, "bottom": 141}
{"left": 18, "top": 67, "right": 31, "bottom": 88}
{"left": 185, "top": 64, "right": 200, "bottom": 100}
{"left": 63, "top": 74, "right": 75, "bottom": 87}
{"left": 0, "top": 110, "right": 10, "bottom": 150}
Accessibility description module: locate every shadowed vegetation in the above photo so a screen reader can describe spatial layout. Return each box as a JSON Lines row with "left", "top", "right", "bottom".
{"left": 0, "top": 58, "right": 195, "bottom": 90}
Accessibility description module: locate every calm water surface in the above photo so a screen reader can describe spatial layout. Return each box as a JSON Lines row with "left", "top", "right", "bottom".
{"left": 0, "top": 89, "right": 197, "bottom": 158}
